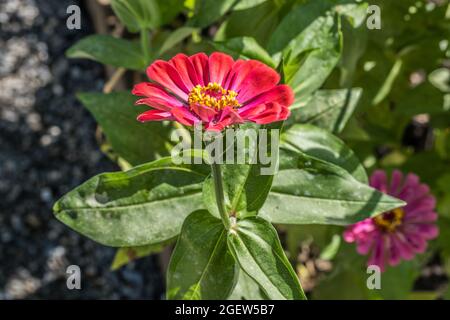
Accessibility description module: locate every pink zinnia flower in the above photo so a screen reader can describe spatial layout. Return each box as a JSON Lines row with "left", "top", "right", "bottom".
{"left": 132, "top": 52, "right": 293, "bottom": 131}
{"left": 344, "top": 170, "right": 439, "bottom": 271}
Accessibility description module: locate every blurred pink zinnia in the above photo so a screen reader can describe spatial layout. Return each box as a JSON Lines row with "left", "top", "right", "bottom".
{"left": 344, "top": 170, "right": 439, "bottom": 272}
{"left": 132, "top": 52, "right": 293, "bottom": 131}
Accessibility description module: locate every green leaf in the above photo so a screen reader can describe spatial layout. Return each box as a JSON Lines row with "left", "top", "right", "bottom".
{"left": 334, "top": 2, "right": 368, "bottom": 28}
{"left": 372, "top": 58, "right": 403, "bottom": 106}
{"left": 227, "top": 216, "right": 306, "bottom": 300}
{"left": 111, "top": 0, "right": 184, "bottom": 32}
{"left": 112, "top": 0, "right": 140, "bottom": 32}
{"left": 233, "top": 0, "right": 268, "bottom": 11}
{"left": 167, "top": 210, "right": 238, "bottom": 300}
{"left": 157, "top": 0, "right": 186, "bottom": 26}
{"left": 203, "top": 164, "right": 273, "bottom": 219}
{"left": 77, "top": 91, "right": 172, "bottom": 166}
{"left": 157, "top": 27, "right": 197, "bottom": 57}
{"left": 394, "top": 82, "right": 450, "bottom": 116}
{"left": 339, "top": 18, "right": 368, "bottom": 86}
{"left": 282, "top": 12, "right": 342, "bottom": 99}
{"left": 190, "top": 0, "right": 236, "bottom": 28}
{"left": 214, "top": 0, "right": 281, "bottom": 46}
{"left": 212, "top": 37, "right": 275, "bottom": 67}
{"left": 66, "top": 35, "right": 146, "bottom": 70}
{"left": 112, "top": 0, "right": 153, "bottom": 32}
{"left": 288, "top": 88, "right": 362, "bottom": 133}
{"left": 319, "top": 234, "right": 342, "bottom": 260}
{"left": 267, "top": 0, "right": 333, "bottom": 54}
{"left": 429, "top": 68, "right": 450, "bottom": 93}
{"left": 259, "top": 150, "right": 405, "bottom": 225}
{"left": 202, "top": 126, "right": 276, "bottom": 218}
{"left": 53, "top": 157, "right": 208, "bottom": 247}
{"left": 280, "top": 124, "right": 368, "bottom": 183}
{"left": 228, "top": 269, "right": 268, "bottom": 300}
{"left": 111, "top": 238, "right": 174, "bottom": 270}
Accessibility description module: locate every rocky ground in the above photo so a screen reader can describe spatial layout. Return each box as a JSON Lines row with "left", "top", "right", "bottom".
{"left": 0, "top": 0, "right": 164, "bottom": 299}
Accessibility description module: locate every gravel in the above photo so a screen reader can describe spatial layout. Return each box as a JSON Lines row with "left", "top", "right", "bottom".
{"left": 0, "top": 0, "right": 164, "bottom": 299}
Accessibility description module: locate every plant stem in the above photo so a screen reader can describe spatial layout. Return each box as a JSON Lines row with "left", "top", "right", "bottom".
{"left": 103, "top": 67, "right": 126, "bottom": 94}
{"left": 211, "top": 163, "right": 231, "bottom": 230}
{"left": 140, "top": 28, "right": 151, "bottom": 65}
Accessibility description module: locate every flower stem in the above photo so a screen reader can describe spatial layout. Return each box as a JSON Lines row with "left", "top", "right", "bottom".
{"left": 140, "top": 29, "right": 151, "bottom": 65}
{"left": 211, "top": 163, "right": 231, "bottom": 230}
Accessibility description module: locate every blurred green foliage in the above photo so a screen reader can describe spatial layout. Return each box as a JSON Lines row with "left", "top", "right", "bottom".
{"left": 63, "top": 0, "right": 450, "bottom": 299}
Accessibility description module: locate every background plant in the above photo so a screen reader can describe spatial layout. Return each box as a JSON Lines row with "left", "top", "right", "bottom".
{"left": 55, "top": 0, "right": 450, "bottom": 300}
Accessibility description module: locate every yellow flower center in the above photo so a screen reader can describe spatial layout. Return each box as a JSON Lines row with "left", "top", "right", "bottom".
{"left": 188, "top": 82, "right": 240, "bottom": 110}
{"left": 374, "top": 208, "right": 405, "bottom": 232}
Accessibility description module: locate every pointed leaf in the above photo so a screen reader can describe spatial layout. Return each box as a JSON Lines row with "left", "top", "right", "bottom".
{"left": 53, "top": 158, "right": 208, "bottom": 247}
{"left": 259, "top": 154, "right": 406, "bottom": 225}
{"left": 282, "top": 13, "right": 342, "bottom": 99}
{"left": 66, "top": 35, "right": 146, "bottom": 70}
{"left": 111, "top": 238, "right": 174, "bottom": 270}
{"left": 190, "top": 0, "right": 236, "bottom": 28}
{"left": 227, "top": 217, "right": 306, "bottom": 300}
{"left": 212, "top": 37, "right": 275, "bottom": 67}
{"left": 78, "top": 92, "right": 172, "bottom": 166}
{"left": 281, "top": 124, "right": 367, "bottom": 183}
{"left": 234, "top": 0, "right": 268, "bottom": 11}
{"left": 228, "top": 269, "right": 268, "bottom": 300}
{"left": 267, "top": 0, "right": 333, "bottom": 54}
{"left": 157, "top": 27, "right": 197, "bottom": 56}
{"left": 288, "top": 88, "right": 362, "bottom": 133}
{"left": 167, "top": 210, "right": 238, "bottom": 300}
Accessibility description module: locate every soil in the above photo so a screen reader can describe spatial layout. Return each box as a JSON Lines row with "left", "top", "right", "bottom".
{"left": 0, "top": 0, "right": 164, "bottom": 299}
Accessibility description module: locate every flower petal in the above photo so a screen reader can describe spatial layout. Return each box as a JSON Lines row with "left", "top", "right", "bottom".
{"left": 132, "top": 82, "right": 184, "bottom": 111}
{"left": 190, "top": 103, "right": 218, "bottom": 122}
{"left": 389, "top": 170, "right": 404, "bottom": 196}
{"left": 147, "top": 60, "right": 190, "bottom": 100}
{"left": 137, "top": 109, "right": 173, "bottom": 122}
{"left": 206, "top": 107, "right": 243, "bottom": 131}
{"left": 240, "top": 85, "right": 294, "bottom": 113}
{"left": 404, "top": 223, "right": 439, "bottom": 240}
{"left": 170, "top": 107, "right": 200, "bottom": 127}
{"left": 405, "top": 210, "right": 438, "bottom": 223}
{"left": 401, "top": 184, "right": 430, "bottom": 206}
{"left": 405, "top": 232, "right": 427, "bottom": 253}
{"left": 397, "top": 173, "right": 420, "bottom": 200}
{"left": 208, "top": 52, "right": 234, "bottom": 86}
{"left": 405, "top": 196, "right": 436, "bottom": 216}
{"left": 190, "top": 52, "right": 210, "bottom": 86}
{"left": 386, "top": 235, "right": 402, "bottom": 266}
{"left": 169, "top": 53, "right": 201, "bottom": 90}
{"left": 223, "top": 59, "right": 247, "bottom": 90}
{"left": 240, "top": 102, "right": 290, "bottom": 124}
{"left": 356, "top": 231, "right": 377, "bottom": 255}
{"left": 369, "top": 170, "right": 388, "bottom": 193}
{"left": 368, "top": 235, "right": 386, "bottom": 272}
{"left": 234, "top": 61, "right": 280, "bottom": 103}
{"left": 392, "top": 233, "right": 415, "bottom": 260}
